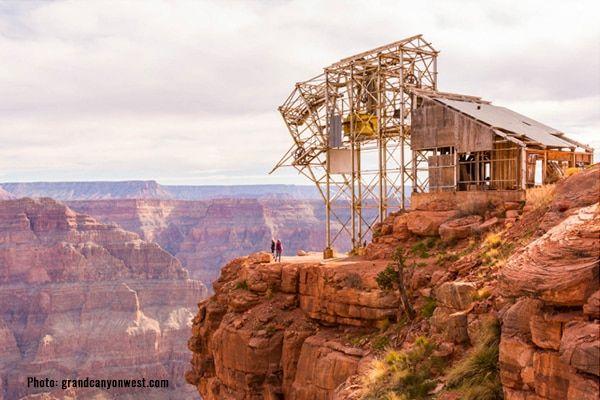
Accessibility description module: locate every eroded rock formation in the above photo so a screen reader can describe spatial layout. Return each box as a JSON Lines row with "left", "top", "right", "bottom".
{"left": 188, "top": 165, "right": 600, "bottom": 400}
{"left": 67, "top": 198, "right": 340, "bottom": 285}
{"left": 0, "top": 198, "right": 208, "bottom": 399}
{"left": 499, "top": 203, "right": 599, "bottom": 399}
{"left": 186, "top": 252, "right": 394, "bottom": 399}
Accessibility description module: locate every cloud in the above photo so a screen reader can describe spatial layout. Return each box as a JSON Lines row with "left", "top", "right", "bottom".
{"left": 0, "top": 0, "right": 598, "bottom": 184}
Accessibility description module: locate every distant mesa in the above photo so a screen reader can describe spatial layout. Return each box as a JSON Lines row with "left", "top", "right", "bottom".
{"left": 0, "top": 180, "right": 322, "bottom": 201}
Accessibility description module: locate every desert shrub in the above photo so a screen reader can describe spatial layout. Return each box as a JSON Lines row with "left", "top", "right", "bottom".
{"left": 437, "top": 251, "right": 459, "bottom": 265}
{"left": 235, "top": 280, "right": 249, "bottom": 290}
{"left": 345, "top": 272, "right": 363, "bottom": 289}
{"left": 425, "top": 237, "right": 438, "bottom": 249}
{"left": 410, "top": 241, "right": 430, "bottom": 258}
{"left": 445, "top": 318, "right": 502, "bottom": 400}
{"left": 372, "top": 335, "right": 391, "bottom": 351}
{"left": 360, "top": 336, "right": 444, "bottom": 400}
{"left": 376, "top": 318, "right": 391, "bottom": 331}
{"left": 472, "top": 286, "right": 492, "bottom": 301}
{"left": 526, "top": 184, "right": 555, "bottom": 210}
{"left": 483, "top": 233, "right": 502, "bottom": 249}
{"left": 421, "top": 297, "right": 437, "bottom": 318}
{"left": 376, "top": 265, "right": 398, "bottom": 291}
{"left": 565, "top": 167, "right": 580, "bottom": 177}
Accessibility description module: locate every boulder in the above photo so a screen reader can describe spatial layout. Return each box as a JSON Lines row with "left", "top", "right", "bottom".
{"left": 530, "top": 314, "right": 562, "bottom": 350}
{"left": 434, "top": 281, "right": 476, "bottom": 311}
{"left": 249, "top": 251, "right": 273, "bottom": 264}
{"left": 407, "top": 210, "right": 457, "bottom": 236}
{"left": 559, "top": 321, "right": 600, "bottom": 376}
{"left": 392, "top": 214, "right": 410, "bottom": 239}
{"left": 296, "top": 250, "right": 308, "bottom": 256}
{"left": 446, "top": 311, "right": 470, "bottom": 344}
{"left": 583, "top": 290, "right": 600, "bottom": 319}
{"left": 438, "top": 215, "right": 482, "bottom": 242}
{"left": 502, "top": 298, "right": 542, "bottom": 340}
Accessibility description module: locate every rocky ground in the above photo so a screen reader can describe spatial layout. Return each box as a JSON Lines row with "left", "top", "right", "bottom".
{"left": 187, "top": 165, "right": 599, "bottom": 400}
{"left": 0, "top": 198, "right": 208, "bottom": 400}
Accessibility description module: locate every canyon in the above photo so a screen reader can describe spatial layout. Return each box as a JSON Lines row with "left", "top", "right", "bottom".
{"left": 187, "top": 165, "right": 599, "bottom": 400}
{"left": 0, "top": 198, "right": 208, "bottom": 399}
{"left": 65, "top": 198, "right": 336, "bottom": 286}
{"left": 0, "top": 182, "right": 343, "bottom": 287}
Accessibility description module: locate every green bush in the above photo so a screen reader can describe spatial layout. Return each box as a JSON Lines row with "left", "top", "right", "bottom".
{"left": 345, "top": 272, "right": 363, "bottom": 289}
{"left": 421, "top": 297, "right": 437, "bottom": 318}
{"left": 410, "top": 241, "right": 430, "bottom": 258}
{"left": 376, "top": 265, "right": 399, "bottom": 291}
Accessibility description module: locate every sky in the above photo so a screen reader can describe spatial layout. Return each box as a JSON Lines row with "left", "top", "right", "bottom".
{"left": 0, "top": 0, "right": 598, "bottom": 185}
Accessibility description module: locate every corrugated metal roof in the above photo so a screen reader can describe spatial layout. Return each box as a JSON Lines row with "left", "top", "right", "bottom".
{"left": 434, "top": 97, "right": 575, "bottom": 148}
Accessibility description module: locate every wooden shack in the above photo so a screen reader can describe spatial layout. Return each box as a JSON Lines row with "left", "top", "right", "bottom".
{"left": 410, "top": 90, "right": 594, "bottom": 192}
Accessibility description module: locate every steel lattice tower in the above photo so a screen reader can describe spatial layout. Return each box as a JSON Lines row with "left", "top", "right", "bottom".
{"left": 272, "top": 35, "right": 439, "bottom": 255}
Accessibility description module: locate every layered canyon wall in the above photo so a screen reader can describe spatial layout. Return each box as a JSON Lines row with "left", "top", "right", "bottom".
{"left": 67, "top": 198, "right": 340, "bottom": 285}
{"left": 0, "top": 198, "right": 208, "bottom": 399}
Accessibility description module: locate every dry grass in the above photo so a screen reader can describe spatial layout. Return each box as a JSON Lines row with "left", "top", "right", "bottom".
{"left": 483, "top": 233, "right": 502, "bottom": 249}
{"left": 445, "top": 318, "right": 502, "bottom": 400}
{"left": 565, "top": 167, "right": 581, "bottom": 177}
{"left": 359, "top": 336, "right": 444, "bottom": 400}
{"left": 526, "top": 184, "right": 555, "bottom": 210}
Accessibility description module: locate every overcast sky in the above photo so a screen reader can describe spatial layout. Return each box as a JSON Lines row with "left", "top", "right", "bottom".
{"left": 0, "top": 0, "right": 598, "bottom": 185}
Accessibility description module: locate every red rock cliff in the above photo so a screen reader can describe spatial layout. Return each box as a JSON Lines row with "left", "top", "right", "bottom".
{"left": 0, "top": 198, "right": 208, "bottom": 399}
{"left": 187, "top": 165, "right": 599, "bottom": 400}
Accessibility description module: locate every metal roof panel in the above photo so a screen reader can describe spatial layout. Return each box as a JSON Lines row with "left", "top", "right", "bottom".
{"left": 434, "top": 98, "right": 575, "bottom": 148}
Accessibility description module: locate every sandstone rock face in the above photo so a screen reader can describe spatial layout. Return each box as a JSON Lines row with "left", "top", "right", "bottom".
{"left": 438, "top": 215, "right": 482, "bottom": 242}
{"left": 67, "top": 198, "right": 341, "bottom": 285}
{"left": 560, "top": 321, "right": 599, "bottom": 376}
{"left": 539, "top": 164, "right": 600, "bottom": 232}
{"left": 0, "top": 198, "right": 208, "bottom": 399}
{"left": 501, "top": 203, "right": 599, "bottom": 305}
{"left": 406, "top": 210, "right": 456, "bottom": 236}
{"left": 499, "top": 197, "right": 600, "bottom": 400}
{"left": 187, "top": 254, "right": 392, "bottom": 400}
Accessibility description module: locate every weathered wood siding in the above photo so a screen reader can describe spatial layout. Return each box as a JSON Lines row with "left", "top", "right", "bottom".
{"left": 411, "top": 98, "right": 493, "bottom": 152}
{"left": 491, "top": 141, "right": 519, "bottom": 190}
{"left": 428, "top": 154, "right": 455, "bottom": 190}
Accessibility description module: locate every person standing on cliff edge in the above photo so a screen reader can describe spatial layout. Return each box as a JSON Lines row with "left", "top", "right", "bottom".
{"left": 270, "top": 239, "right": 276, "bottom": 256}
{"left": 275, "top": 239, "right": 283, "bottom": 262}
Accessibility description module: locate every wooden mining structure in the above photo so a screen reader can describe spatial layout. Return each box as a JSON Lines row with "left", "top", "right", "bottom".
{"left": 271, "top": 35, "right": 594, "bottom": 256}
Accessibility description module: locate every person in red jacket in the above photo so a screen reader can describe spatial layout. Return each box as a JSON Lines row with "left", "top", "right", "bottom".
{"left": 275, "top": 239, "right": 283, "bottom": 262}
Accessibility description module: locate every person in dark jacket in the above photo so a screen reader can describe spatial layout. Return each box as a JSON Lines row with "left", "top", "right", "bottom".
{"left": 275, "top": 239, "right": 283, "bottom": 262}
{"left": 270, "top": 239, "right": 276, "bottom": 256}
